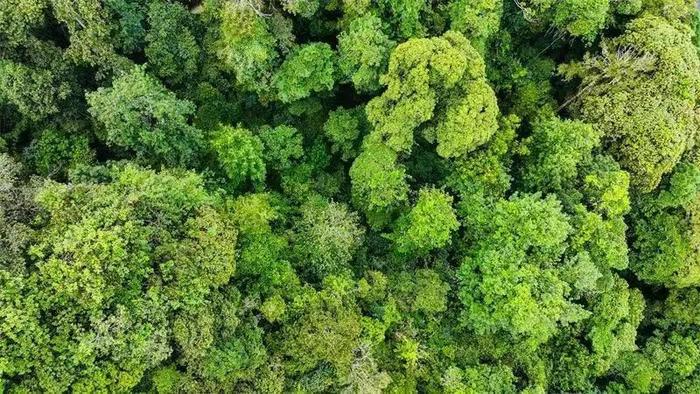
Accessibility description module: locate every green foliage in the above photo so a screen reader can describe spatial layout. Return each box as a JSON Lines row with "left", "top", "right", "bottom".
{"left": 50, "top": 0, "right": 131, "bottom": 70}
{"left": 459, "top": 193, "right": 588, "bottom": 351}
{"left": 515, "top": 0, "right": 610, "bottom": 40}
{"left": 379, "top": 0, "right": 428, "bottom": 38}
{"left": 366, "top": 30, "right": 498, "bottom": 156}
{"left": 105, "top": 0, "right": 147, "bottom": 55}
{"left": 643, "top": 0, "right": 695, "bottom": 22}
{"left": 0, "top": 154, "right": 35, "bottom": 272}
{"left": 215, "top": 2, "right": 293, "bottom": 96}
{"left": 4, "top": 1, "right": 700, "bottom": 392}
{"left": 258, "top": 124, "right": 304, "bottom": 170}
{"left": 261, "top": 294, "right": 287, "bottom": 322}
{"left": 553, "top": 0, "right": 610, "bottom": 39}
{"left": 441, "top": 364, "right": 516, "bottom": 393}
{"left": 521, "top": 117, "right": 602, "bottom": 192}
{"left": 0, "top": 164, "right": 237, "bottom": 391}
{"left": 411, "top": 269, "right": 450, "bottom": 313}
{"left": 323, "top": 106, "right": 366, "bottom": 160}
{"left": 0, "top": 0, "right": 47, "bottom": 47}
{"left": 447, "top": 114, "right": 517, "bottom": 218}
{"left": 229, "top": 193, "right": 278, "bottom": 236}
{"left": 283, "top": 0, "right": 320, "bottom": 17}
{"left": 145, "top": 2, "right": 200, "bottom": 86}
{"left": 293, "top": 197, "right": 365, "bottom": 279}
{"left": 227, "top": 192, "right": 297, "bottom": 297}
{"left": 26, "top": 127, "right": 94, "bottom": 177}
{"left": 447, "top": 0, "right": 503, "bottom": 51}
{"left": 0, "top": 57, "right": 72, "bottom": 121}
{"left": 433, "top": 78, "right": 499, "bottom": 158}
{"left": 350, "top": 142, "right": 409, "bottom": 228}
{"left": 632, "top": 163, "right": 700, "bottom": 287}
{"left": 274, "top": 43, "right": 336, "bottom": 103}
{"left": 86, "top": 66, "right": 203, "bottom": 167}
{"left": 561, "top": 15, "right": 700, "bottom": 191}
{"left": 582, "top": 156, "right": 631, "bottom": 217}
{"left": 586, "top": 276, "right": 644, "bottom": 374}
{"left": 610, "top": 287, "right": 700, "bottom": 392}
{"left": 390, "top": 188, "right": 459, "bottom": 257}
{"left": 211, "top": 125, "right": 266, "bottom": 187}
{"left": 275, "top": 276, "right": 366, "bottom": 380}
{"left": 338, "top": 15, "right": 395, "bottom": 93}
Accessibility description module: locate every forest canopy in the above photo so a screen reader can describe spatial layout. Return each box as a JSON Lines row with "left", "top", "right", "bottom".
{"left": 2, "top": 0, "right": 700, "bottom": 392}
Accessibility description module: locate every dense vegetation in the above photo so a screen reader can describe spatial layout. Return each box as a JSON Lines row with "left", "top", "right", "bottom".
{"left": 2, "top": 0, "right": 700, "bottom": 392}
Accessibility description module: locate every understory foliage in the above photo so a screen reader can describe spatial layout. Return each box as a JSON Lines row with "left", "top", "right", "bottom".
{"left": 1, "top": 0, "right": 700, "bottom": 392}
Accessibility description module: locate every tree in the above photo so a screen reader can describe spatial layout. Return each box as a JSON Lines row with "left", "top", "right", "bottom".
{"left": 392, "top": 269, "right": 451, "bottom": 314}
{"left": 229, "top": 193, "right": 300, "bottom": 296}
{"left": 441, "top": 364, "right": 516, "bottom": 393}
{"left": 211, "top": 125, "right": 266, "bottom": 187}
{"left": 446, "top": 115, "right": 518, "bottom": 221}
{"left": 4, "top": 1, "right": 700, "bottom": 391}
{"left": 365, "top": 31, "right": 498, "bottom": 157}
{"left": 513, "top": 0, "right": 610, "bottom": 41}
{"left": 145, "top": 1, "right": 200, "bottom": 86}
{"left": 258, "top": 125, "right": 304, "bottom": 171}
{"left": 581, "top": 155, "right": 631, "bottom": 218}
{"left": 631, "top": 163, "right": 700, "bottom": 287}
{"left": 105, "top": 0, "right": 148, "bottom": 55}
{"left": 293, "top": 197, "right": 365, "bottom": 279}
{"left": 376, "top": 0, "right": 428, "bottom": 38}
{"left": 214, "top": 2, "right": 293, "bottom": 95}
{"left": 432, "top": 77, "right": 499, "bottom": 158}
{"left": 86, "top": 66, "right": 203, "bottom": 167}
{"left": 273, "top": 276, "right": 369, "bottom": 386}
{"left": 611, "top": 288, "right": 700, "bottom": 392}
{"left": 560, "top": 15, "right": 700, "bottom": 191}
{"left": 521, "top": 117, "right": 601, "bottom": 193}
{"left": 447, "top": 0, "right": 503, "bottom": 52}
{"left": 349, "top": 142, "right": 409, "bottom": 228}
{"left": 458, "top": 193, "right": 589, "bottom": 352}
{"left": 50, "top": 0, "right": 132, "bottom": 71}
{"left": 274, "top": 42, "right": 336, "bottom": 103}
{"left": 282, "top": 0, "right": 321, "bottom": 17}
{"left": 323, "top": 106, "right": 366, "bottom": 161}
{"left": 344, "top": 344, "right": 393, "bottom": 393}
{"left": 643, "top": 0, "right": 695, "bottom": 22}
{"left": 337, "top": 15, "right": 395, "bottom": 93}
{"left": 0, "top": 43, "right": 74, "bottom": 122}
{"left": 26, "top": 126, "right": 93, "bottom": 177}
{"left": 0, "top": 154, "right": 35, "bottom": 273}
{"left": 390, "top": 188, "right": 459, "bottom": 257}
{"left": 0, "top": 0, "right": 47, "bottom": 48}
{"left": 0, "top": 164, "right": 237, "bottom": 392}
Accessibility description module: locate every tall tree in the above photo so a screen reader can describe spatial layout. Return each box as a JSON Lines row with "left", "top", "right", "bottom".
{"left": 87, "top": 66, "right": 203, "bottom": 167}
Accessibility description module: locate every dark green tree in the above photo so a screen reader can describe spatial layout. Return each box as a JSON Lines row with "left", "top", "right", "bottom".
{"left": 350, "top": 142, "right": 409, "bottom": 228}
{"left": 145, "top": 1, "right": 201, "bottom": 86}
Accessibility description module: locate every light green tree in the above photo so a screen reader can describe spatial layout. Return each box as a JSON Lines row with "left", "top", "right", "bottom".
{"left": 87, "top": 66, "right": 203, "bottom": 167}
